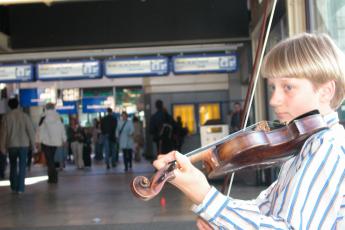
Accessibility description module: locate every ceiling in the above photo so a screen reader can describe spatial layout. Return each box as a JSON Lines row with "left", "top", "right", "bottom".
{"left": 0, "top": 0, "right": 250, "bottom": 54}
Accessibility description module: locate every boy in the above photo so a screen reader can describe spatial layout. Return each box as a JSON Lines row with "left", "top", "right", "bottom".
{"left": 154, "top": 33, "right": 345, "bottom": 229}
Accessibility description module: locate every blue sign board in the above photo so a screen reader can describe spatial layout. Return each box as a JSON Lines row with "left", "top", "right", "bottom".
{"left": 19, "top": 88, "right": 39, "bottom": 107}
{"left": 56, "top": 101, "right": 78, "bottom": 115}
{"left": 105, "top": 57, "right": 168, "bottom": 77}
{"left": 82, "top": 97, "right": 108, "bottom": 113}
{"left": 0, "top": 64, "right": 34, "bottom": 83}
{"left": 37, "top": 60, "right": 101, "bottom": 81}
{"left": 172, "top": 54, "right": 237, "bottom": 74}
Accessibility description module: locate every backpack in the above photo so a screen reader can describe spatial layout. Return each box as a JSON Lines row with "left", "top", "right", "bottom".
{"left": 159, "top": 123, "right": 173, "bottom": 140}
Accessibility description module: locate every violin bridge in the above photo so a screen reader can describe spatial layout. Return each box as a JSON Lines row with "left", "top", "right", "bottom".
{"left": 255, "top": 121, "right": 271, "bottom": 132}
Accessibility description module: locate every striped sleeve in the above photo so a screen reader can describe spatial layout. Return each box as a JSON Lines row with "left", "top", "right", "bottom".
{"left": 275, "top": 132, "right": 345, "bottom": 229}
{"left": 191, "top": 187, "right": 291, "bottom": 229}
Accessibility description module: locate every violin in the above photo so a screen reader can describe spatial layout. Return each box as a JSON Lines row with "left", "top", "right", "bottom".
{"left": 131, "top": 110, "right": 328, "bottom": 201}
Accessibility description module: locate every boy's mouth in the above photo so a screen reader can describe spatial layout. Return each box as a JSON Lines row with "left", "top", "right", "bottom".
{"left": 275, "top": 112, "right": 289, "bottom": 120}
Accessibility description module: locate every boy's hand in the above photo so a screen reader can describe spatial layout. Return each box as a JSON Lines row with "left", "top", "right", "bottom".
{"left": 196, "top": 217, "right": 213, "bottom": 230}
{"left": 153, "top": 151, "right": 211, "bottom": 205}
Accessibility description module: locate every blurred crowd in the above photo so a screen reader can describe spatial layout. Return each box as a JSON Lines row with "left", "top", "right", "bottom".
{"left": 0, "top": 98, "right": 189, "bottom": 194}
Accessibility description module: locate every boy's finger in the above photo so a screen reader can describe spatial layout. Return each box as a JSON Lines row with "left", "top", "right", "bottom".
{"left": 174, "top": 151, "right": 191, "bottom": 171}
{"left": 153, "top": 152, "right": 175, "bottom": 169}
{"left": 152, "top": 160, "right": 165, "bottom": 169}
{"left": 154, "top": 151, "right": 182, "bottom": 170}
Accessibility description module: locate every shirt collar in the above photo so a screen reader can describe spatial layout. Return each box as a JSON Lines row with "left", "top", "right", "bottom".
{"left": 323, "top": 112, "right": 339, "bottom": 127}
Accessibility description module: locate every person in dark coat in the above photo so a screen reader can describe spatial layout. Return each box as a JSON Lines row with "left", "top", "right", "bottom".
{"left": 82, "top": 127, "right": 92, "bottom": 167}
{"left": 174, "top": 116, "right": 188, "bottom": 152}
{"left": 149, "top": 100, "right": 175, "bottom": 156}
{"left": 230, "top": 102, "right": 243, "bottom": 133}
{"left": 100, "top": 108, "right": 117, "bottom": 169}
{"left": 0, "top": 115, "right": 6, "bottom": 180}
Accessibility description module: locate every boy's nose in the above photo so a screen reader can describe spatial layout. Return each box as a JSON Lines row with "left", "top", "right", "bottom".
{"left": 269, "top": 90, "right": 282, "bottom": 107}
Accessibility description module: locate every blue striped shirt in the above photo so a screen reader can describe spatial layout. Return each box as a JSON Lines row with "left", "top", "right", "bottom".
{"left": 192, "top": 112, "right": 345, "bottom": 229}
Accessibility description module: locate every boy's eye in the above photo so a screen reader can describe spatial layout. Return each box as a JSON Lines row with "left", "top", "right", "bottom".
{"left": 284, "top": 85, "right": 293, "bottom": 91}
{"left": 269, "top": 85, "right": 276, "bottom": 91}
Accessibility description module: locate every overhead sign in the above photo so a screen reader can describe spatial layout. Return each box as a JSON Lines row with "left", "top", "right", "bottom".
{"left": 0, "top": 64, "right": 33, "bottom": 83}
{"left": 19, "top": 88, "right": 39, "bottom": 107}
{"left": 56, "top": 101, "right": 78, "bottom": 115}
{"left": 19, "top": 88, "right": 56, "bottom": 107}
{"left": 82, "top": 97, "right": 111, "bottom": 113}
{"left": 105, "top": 57, "right": 168, "bottom": 77}
{"left": 172, "top": 54, "right": 237, "bottom": 74}
{"left": 37, "top": 60, "right": 101, "bottom": 80}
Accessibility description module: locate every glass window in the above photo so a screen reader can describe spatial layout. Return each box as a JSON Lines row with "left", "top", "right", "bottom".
{"left": 83, "top": 87, "right": 113, "bottom": 97}
{"left": 199, "top": 103, "right": 221, "bottom": 125}
{"left": 309, "top": 0, "right": 345, "bottom": 52}
{"left": 309, "top": 0, "right": 345, "bottom": 124}
{"left": 115, "top": 86, "right": 144, "bottom": 115}
{"left": 60, "top": 88, "right": 80, "bottom": 101}
{"left": 173, "top": 104, "right": 196, "bottom": 134}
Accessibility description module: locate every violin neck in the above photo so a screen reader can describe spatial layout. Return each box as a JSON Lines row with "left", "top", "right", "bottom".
{"left": 188, "top": 150, "right": 211, "bottom": 164}
{"left": 184, "top": 129, "right": 244, "bottom": 164}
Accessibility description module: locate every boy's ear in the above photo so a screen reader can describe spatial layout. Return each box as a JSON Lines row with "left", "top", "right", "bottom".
{"left": 319, "top": 80, "right": 335, "bottom": 104}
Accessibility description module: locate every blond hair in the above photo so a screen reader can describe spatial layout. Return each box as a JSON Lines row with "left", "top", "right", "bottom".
{"left": 261, "top": 33, "right": 345, "bottom": 109}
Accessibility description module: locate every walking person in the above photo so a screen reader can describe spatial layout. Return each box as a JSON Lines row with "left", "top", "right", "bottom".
{"left": 174, "top": 116, "right": 188, "bottom": 152}
{"left": 117, "top": 111, "right": 134, "bottom": 172}
{"left": 230, "top": 102, "right": 243, "bottom": 133}
{"left": 150, "top": 100, "right": 175, "bottom": 156}
{"left": 70, "top": 122, "right": 84, "bottom": 169}
{"left": 0, "top": 115, "right": 7, "bottom": 180}
{"left": 37, "top": 103, "right": 66, "bottom": 184}
{"left": 92, "top": 118, "right": 103, "bottom": 161}
{"left": 133, "top": 116, "right": 144, "bottom": 162}
{"left": 0, "top": 98, "right": 36, "bottom": 193}
{"left": 0, "top": 151, "right": 6, "bottom": 179}
{"left": 82, "top": 127, "right": 92, "bottom": 168}
{"left": 100, "top": 108, "right": 117, "bottom": 169}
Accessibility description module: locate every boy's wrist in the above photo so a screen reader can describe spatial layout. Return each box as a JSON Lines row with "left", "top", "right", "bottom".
{"left": 193, "top": 185, "right": 212, "bottom": 205}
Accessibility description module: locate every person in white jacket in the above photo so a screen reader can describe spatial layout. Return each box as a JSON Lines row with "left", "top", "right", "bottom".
{"left": 37, "top": 103, "right": 66, "bottom": 184}
{"left": 116, "top": 111, "right": 134, "bottom": 172}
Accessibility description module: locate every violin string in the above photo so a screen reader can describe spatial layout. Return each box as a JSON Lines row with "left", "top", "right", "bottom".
{"left": 226, "top": 0, "right": 278, "bottom": 197}
{"left": 184, "top": 123, "right": 258, "bottom": 158}
{"left": 184, "top": 130, "right": 240, "bottom": 157}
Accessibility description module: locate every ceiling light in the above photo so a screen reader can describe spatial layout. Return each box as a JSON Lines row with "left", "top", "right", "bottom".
{"left": 0, "top": 0, "right": 88, "bottom": 5}
{"left": 0, "top": 0, "right": 53, "bottom": 5}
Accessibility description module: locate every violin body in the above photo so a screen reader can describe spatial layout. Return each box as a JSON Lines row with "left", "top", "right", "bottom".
{"left": 131, "top": 112, "right": 327, "bottom": 201}
{"left": 208, "top": 113, "right": 327, "bottom": 178}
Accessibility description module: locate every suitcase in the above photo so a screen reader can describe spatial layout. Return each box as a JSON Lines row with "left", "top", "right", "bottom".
{"left": 83, "top": 145, "right": 92, "bottom": 167}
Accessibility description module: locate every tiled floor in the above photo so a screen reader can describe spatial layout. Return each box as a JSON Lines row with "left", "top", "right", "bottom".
{"left": 0, "top": 156, "right": 265, "bottom": 229}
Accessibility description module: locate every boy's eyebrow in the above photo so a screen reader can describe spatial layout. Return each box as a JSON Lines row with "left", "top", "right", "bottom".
{"left": 273, "top": 78, "right": 295, "bottom": 84}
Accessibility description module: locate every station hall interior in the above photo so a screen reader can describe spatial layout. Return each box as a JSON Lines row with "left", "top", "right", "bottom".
{"left": 0, "top": 0, "right": 345, "bottom": 229}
